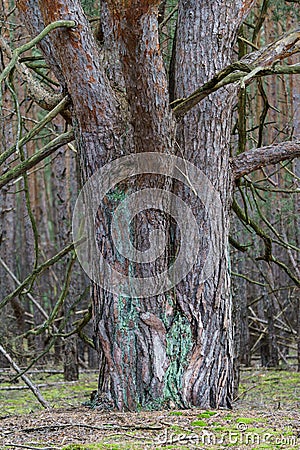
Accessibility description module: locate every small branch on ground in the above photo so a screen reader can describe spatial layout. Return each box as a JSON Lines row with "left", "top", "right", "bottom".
{"left": 0, "top": 344, "right": 51, "bottom": 409}
{"left": 4, "top": 423, "right": 164, "bottom": 436}
{"left": 3, "top": 445, "right": 60, "bottom": 450}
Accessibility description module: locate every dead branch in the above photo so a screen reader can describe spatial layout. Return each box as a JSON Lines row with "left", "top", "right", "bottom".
{"left": 2, "top": 445, "right": 60, "bottom": 450}
{"left": 0, "top": 20, "right": 75, "bottom": 90}
{"left": 172, "top": 28, "right": 300, "bottom": 117}
{"left": 0, "top": 130, "right": 74, "bottom": 189}
{"left": 0, "top": 344, "right": 50, "bottom": 409}
{"left": 4, "top": 423, "right": 163, "bottom": 435}
{"left": 0, "top": 242, "right": 74, "bottom": 310}
{"left": 0, "top": 257, "right": 49, "bottom": 320}
{"left": 232, "top": 141, "right": 300, "bottom": 179}
{"left": 0, "top": 35, "right": 63, "bottom": 112}
{"left": 0, "top": 95, "right": 70, "bottom": 166}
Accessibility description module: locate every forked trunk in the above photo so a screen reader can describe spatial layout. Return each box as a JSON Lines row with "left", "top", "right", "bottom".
{"left": 18, "top": 0, "right": 255, "bottom": 410}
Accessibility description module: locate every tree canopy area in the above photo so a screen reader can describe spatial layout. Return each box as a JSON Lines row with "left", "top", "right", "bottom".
{"left": 0, "top": 0, "right": 300, "bottom": 416}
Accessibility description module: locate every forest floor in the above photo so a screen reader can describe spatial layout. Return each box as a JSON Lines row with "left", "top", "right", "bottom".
{"left": 0, "top": 368, "right": 299, "bottom": 449}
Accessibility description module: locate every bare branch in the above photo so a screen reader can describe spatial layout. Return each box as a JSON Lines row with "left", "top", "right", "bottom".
{"left": 232, "top": 141, "right": 300, "bottom": 179}
{"left": 0, "top": 20, "right": 76, "bottom": 104}
{"left": 0, "top": 95, "right": 70, "bottom": 166}
{"left": 0, "top": 35, "right": 64, "bottom": 112}
{"left": 243, "top": 27, "right": 300, "bottom": 66}
{"left": 0, "top": 257, "right": 50, "bottom": 321}
{"left": 0, "top": 130, "right": 74, "bottom": 189}
{"left": 0, "top": 242, "right": 74, "bottom": 310}
{"left": 0, "top": 344, "right": 50, "bottom": 409}
{"left": 172, "top": 28, "right": 300, "bottom": 117}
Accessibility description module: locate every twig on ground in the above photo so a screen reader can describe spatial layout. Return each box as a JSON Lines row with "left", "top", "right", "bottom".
{"left": 0, "top": 344, "right": 50, "bottom": 409}
{"left": 3, "top": 445, "right": 61, "bottom": 450}
{"left": 4, "top": 423, "right": 164, "bottom": 436}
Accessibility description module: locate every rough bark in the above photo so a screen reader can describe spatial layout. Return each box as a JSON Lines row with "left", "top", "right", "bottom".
{"left": 17, "top": 0, "right": 300, "bottom": 411}
{"left": 170, "top": 0, "right": 251, "bottom": 409}
{"left": 233, "top": 140, "right": 300, "bottom": 180}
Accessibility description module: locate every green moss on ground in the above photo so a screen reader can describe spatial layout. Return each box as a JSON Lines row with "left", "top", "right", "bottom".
{"left": 190, "top": 419, "right": 207, "bottom": 427}
{"left": 1, "top": 369, "right": 299, "bottom": 449}
{"left": 0, "top": 370, "right": 98, "bottom": 415}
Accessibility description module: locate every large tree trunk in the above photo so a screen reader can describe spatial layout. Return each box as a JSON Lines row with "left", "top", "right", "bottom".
{"left": 18, "top": 0, "right": 255, "bottom": 410}
{"left": 170, "top": 0, "right": 245, "bottom": 409}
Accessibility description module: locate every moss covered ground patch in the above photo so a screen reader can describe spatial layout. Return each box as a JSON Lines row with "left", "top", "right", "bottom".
{"left": 0, "top": 369, "right": 98, "bottom": 415}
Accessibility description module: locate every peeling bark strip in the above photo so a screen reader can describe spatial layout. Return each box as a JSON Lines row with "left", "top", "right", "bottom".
{"left": 233, "top": 141, "right": 300, "bottom": 179}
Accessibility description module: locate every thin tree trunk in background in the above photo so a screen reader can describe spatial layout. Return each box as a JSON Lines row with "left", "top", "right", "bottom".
{"left": 290, "top": 54, "right": 300, "bottom": 371}
{"left": 232, "top": 231, "right": 250, "bottom": 397}
{"left": 52, "top": 138, "right": 81, "bottom": 380}
{"left": 0, "top": 3, "right": 26, "bottom": 363}
{"left": 265, "top": 266, "right": 279, "bottom": 367}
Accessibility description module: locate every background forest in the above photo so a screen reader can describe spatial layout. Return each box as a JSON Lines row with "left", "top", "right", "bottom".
{"left": 0, "top": 0, "right": 300, "bottom": 410}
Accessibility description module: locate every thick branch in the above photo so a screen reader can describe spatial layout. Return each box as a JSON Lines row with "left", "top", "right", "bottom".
{"left": 0, "top": 130, "right": 74, "bottom": 189}
{"left": 105, "top": 0, "right": 172, "bottom": 153}
{"left": 17, "top": 0, "right": 69, "bottom": 86}
{"left": 0, "top": 20, "right": 75, "bottom": 90}
{"left": 33, "top": 0, "right": 121, "bottom": 140}
{"left": 243, "top": 27, "right": 300, "bottom": 66}
{"left": 232, "top": 141, "right": 300, "bottom": 179}
{"left": 172, "top": 28, "right": 300, "bottom": 117}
